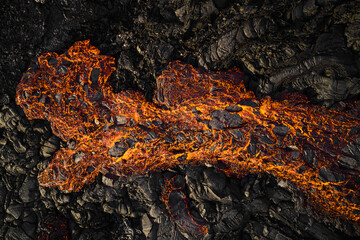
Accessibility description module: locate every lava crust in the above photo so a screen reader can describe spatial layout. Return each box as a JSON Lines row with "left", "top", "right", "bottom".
{"left": 16, "top": 40, "right": 360, "bottom": 227}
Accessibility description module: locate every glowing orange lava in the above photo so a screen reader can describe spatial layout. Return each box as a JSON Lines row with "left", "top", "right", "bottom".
{"left": 16, "top": 40, "right": 360, "bottom": 225}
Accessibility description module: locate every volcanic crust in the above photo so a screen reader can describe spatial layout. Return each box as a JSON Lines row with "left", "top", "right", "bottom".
{"left": 1, "top": 0, "right": 360, "bottom": 239}
{"left": 16, "top": 39, "right": 360, "bottom": 237}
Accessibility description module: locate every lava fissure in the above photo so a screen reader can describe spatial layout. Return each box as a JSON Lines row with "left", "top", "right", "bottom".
{"left": 160, "top": 175, "right": 208, "bottom": 237}
{"left": 16, "top": 40, "right": 360, "bottom": 225}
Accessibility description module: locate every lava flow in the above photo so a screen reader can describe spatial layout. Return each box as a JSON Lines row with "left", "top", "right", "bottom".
{"left": 16, "top": 40, "right": 360, "bottom": 225}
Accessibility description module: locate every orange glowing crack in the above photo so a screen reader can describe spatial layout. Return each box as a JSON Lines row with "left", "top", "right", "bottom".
{"left": 16, "top": 40, "right": 360, "bottom": 225}
{"left": 161, "top": 176, "right": 208, "bottom": 236}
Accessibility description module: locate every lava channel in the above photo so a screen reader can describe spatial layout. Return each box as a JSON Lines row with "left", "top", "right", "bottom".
{"left": 16, "top": 40, "right": 360, "bottom": 225}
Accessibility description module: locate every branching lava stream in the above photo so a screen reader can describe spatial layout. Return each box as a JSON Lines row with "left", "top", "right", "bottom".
{"left": 16, "top": 40, "right": 360, "bottom": 226}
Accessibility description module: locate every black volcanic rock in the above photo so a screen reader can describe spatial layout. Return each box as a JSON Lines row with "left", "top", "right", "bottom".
{"left": 210, "top": 109, "right": 243, "bottom": 128}
{"left": 272, "top": 125, "right": 290, "bottom": 136}
{"left": 229, "top": 129, "right": 244, "bottom": 140}
{"left": 40, "top": 135, "right": 60, "bottom": 158}
{"left": 319, "top": 166, "right": 337, "bottom": 182}
{"left": 19, "top": 176, "right": 39, "bottom": 203}
{"left": 338, "top": 156, "right": 358, "bottom": 170}
{"left": 5, "top": 227, "right": 33, "bottom": 240}
{"left": 108, "top": 141, "right": 128, "bottom": 158}
{"left": 1, "top": 0, "right": 359, "bottom": 106}
{"left": 1, "top": 0, "right": 360, "bottom": 239}
{"left": 208, "top": 118, "right": 224, "bottom": 130}
{"left": 225, "top": 105, "right": 243, "bottom": 112}
{"left": 6, "top": 203, "right": 23, "bottom": 219}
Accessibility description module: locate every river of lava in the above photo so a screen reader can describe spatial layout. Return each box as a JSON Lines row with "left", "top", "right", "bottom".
{"left": 16, "top": 40, "right": 360, "bottom": 224}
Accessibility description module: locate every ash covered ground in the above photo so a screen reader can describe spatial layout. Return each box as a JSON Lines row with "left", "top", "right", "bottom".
{"left": 1, "top": 0, "right": 360, "bottom": 239}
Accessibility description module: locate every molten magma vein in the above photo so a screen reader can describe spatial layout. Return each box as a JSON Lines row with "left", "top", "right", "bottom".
{"left": 16, "top": 40, "right": 360, "bottom": 224}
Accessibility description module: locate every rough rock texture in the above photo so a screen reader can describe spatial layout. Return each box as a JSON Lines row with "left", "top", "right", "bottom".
{"left": 1, "top": 0, "right": 360, "bottom": 105}
{"left": 0, "top": 97, "right": 360, "bottom": 238}
{"left": 1, "top": 0, "right": 360, "bottom": 239}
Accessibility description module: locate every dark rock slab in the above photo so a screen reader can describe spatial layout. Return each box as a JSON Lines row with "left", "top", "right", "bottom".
{"left": 155, "top": 214, "right": 187, "bottom": 240}
{"left": 0, "top": 111, "right": 5, "bottom": 128}
{"left": 83, "top": 184, "right": 106, "bottom": 203}
{"left": 225, "top": 105, "right": 243, "bottom": 112}
{"left": 226, "top": 113, "right": 243, "bottom": 128}
{"left": 3, "top": 108, "right": 20, "bottom": 129}
{"left": 168, "top": 191, "right": 207, "bottom": 237}
{"left": 272, "top": 125, "right": 290, "bottom": 136}
{"left": 249, "top": 198, "right": 270, "bottom": 214}
{"left": 137, "top": 177, "right": 158, "bottom": 202}
{"left": 238, "top": 100, "right": 259, "bottom": 108}
{"left": 21, "top": 221, "right": 36, "bottom": 238}
{"left": 5, "top": 227, "right": 32, "bottom": 240}
{"left": 145, "top": 131, "right": 159, "bottom": 141}
{"left": 210, "top": 110, "right": 243, "bottom": 128}
{"left": 266, "top": 187, "right": 292, "bottom": 204}
{"left": 40, "top": 135, "right": 60, "bottom": 158}
{"left": 149, "top": 205, "right": 162, "bottom": 219}
{"left": 306, "top": 222, "right": 341, "bottom": 240}
{"left": 55, "top": 193, "right": 71, "bottom": 205}
{"left": 108, "top": 141, "right": 128, "bottom": 158}
{"left": 265, "top": 227, "right": 292, "bottom": 240}
{"left": 6, "top": 204, "right": 23, "bottom": 219}
{"left": 342, "top": 142, "right": 360, "bottom": 161}
{"left": 203, "top": 168, "right": 226, "bottom": 197}
{"left": 11, "top": 138, "right": 27, "bottom": 154}
{"left": 78, "top": 230, "right": 111, "bottom": 240}
{"left": 0, "top": 137, "right": 7, "bottom": 148}
{"left": 91, "top": 89, "right": 104, "bottom": 102}
{"left": 90, "top": 68, "right": 100, "bottom": 86}
{"left": 208, "top": 118, "right": 224, "bottom": 130}
{"left": 319, "top": 166, "right": 337, "bottom": 182}
{"left": 229, "top": 129, "right": 244, "bottom": 140}
{"left": 0, "top": 181, "right": 6, "bottom": 207}
{"left": 210, "top": 110, "right": 231, "bottom": 122}
{"left": 19, "top": 176, "right": 39, "bottom": 203}
{"left": 70, "top": 208, "right": 109, "bottom": 229}
{"left": 213, "top": 208, "right": 245, "bottom": 233}
{"left": 102, "top": 175, "right": 115, "bottom": 188}
{"left": 303, "top": 148, "right": 315, "bottom": 165}
{"left": 338, "top": 156, "right": 358, "bottom": 170}
{"left": 260, "top": 135, "right": 274, "bottom": 145}
{"left": 126, "top": 138, "right": 138, "bottom": 148}
{"left": 5, "top": 163, "right": 27, "bottom": 175}
{"left": 141, "top": 213, "right": 152, "bottom": 237}
{"left": 247, "top": 143, "right": 258, "bottom": 155}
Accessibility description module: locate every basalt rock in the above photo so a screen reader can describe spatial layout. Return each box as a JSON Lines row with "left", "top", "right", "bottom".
{"left": 1, "top": 1, "right": 359, "bottom": 105}
{"left": 1, "top": 0, "right": 360, "bottom": 239}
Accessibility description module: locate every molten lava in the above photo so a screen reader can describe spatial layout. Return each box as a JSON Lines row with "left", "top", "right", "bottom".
{"left": 16, "top": 40, "right": 360, "bottom": 225}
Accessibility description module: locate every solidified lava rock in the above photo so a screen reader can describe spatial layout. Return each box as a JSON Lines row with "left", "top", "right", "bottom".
{"left": 13, "top": 39, "right": 360, "bottom": 239}
{"left": 1, "top": 0, "right": 360, "bottom": 239}
{"left": 15, "top": 39, "right": 360, "bottom": 227}
{"left": 1, "top": 0, "right": 359, "bottom": 106}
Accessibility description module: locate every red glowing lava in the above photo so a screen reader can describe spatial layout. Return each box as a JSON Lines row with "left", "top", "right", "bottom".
{"left": 16, "top": 40, "right": 360, "bottom": 225}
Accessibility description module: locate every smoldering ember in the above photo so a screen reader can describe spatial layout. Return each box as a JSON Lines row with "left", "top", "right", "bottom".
{"left": 1, "top": 1, "right": 360, "bottom": 240}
